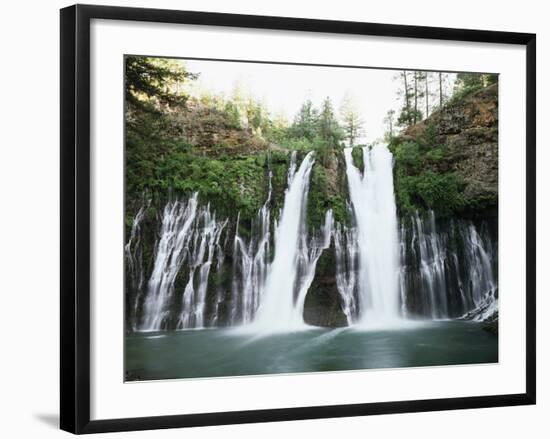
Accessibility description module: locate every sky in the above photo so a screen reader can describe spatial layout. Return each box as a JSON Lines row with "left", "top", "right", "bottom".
{"left": 181, "top": 59, "right": 455, "bottom": 144}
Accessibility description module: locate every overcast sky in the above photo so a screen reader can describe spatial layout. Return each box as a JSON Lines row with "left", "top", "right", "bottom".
{"left": 181, "top": 59, "right": 455, "bottom": 144}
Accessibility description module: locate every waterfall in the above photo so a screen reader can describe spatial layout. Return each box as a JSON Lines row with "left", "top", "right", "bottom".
{"left": 125, "top": 202, "right": 149, "bottom": 330}
{"left": 459, "top": 221, "right": 498, "bottom": 320}
{"left": 294, "top": 209, "right": 334, "bottom": 319}
{"left": 140, "top": 195, "right": 199, "bottom": 330}
{"left": 399, "top": 210, "right": 497, "bottom": 320}
{"left": 334, "top": 222, "right": 359, "bottom": 324}
{"left": 251, "top": 151, "right": 316, "bottom": 331}
{"left": 133, "top": 151, "right": 322, "bottom": 333}
{"left": 139, "top": 194, "right": 227, "bottom": 331}
{"left": 177, "top": 207, "right": 227, "bottom": 329}
{"left": 414, "top": 211, "right": 449, "bottom": 318}
{"left": 343, "top": 145, "right": 401, "bottom": 325}
{"left": 125, "top": 204, "right": 148, "bottom": 291}
{"left": 127, "top": 145, "right": 498, "bottom": 332}
{"left": 231, "top": 172, "right": 272, "bottom": 324}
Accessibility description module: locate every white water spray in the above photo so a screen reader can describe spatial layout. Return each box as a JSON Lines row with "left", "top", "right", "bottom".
{"left": 251, "top": 151, "right": 315, "bottom": 331}
{"left": 343, "top": 145, "right": 401, "bottom": 326}
{"left": 140, "top": 195, "right": 198, "bottom": 330}
{"left": 231, "top": 172, "right": 273, "bottom": 324}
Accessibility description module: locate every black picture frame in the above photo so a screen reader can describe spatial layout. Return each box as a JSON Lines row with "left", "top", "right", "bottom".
{"left": 60, "top": 4, "right": 536, "bottom": 434}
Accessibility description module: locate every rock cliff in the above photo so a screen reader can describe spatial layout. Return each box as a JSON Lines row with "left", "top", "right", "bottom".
{"left": 391, "top": 84, "right": 498, "bottom": 217}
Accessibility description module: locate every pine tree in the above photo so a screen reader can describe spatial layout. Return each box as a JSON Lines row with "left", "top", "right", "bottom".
{"left": 290, "top": 99, "right": 319, "bottom": 141}
{"left": 454, "top": 73, "right": 498, "bottom": 93}
{"left": 384, "top": 109, "right": 396, "bottom": 141}
{"left": 396, "top": 71, "right": 421, "bottom": 128}
{"left": 412, "top": 71, "right": 425, "bottom": 124}
{"left": 125, "top": 56, "right": 198, "bottom": 109}
{"left": 318, "top": 97, "right": 343, "bottom": 147}
{"left": 401, "top": 71, "right": 412, "bottom": 126}
{"left": 424, "top": 71, "right": 430, "bottom": 118}
{"left": 339, "top": 93, "right": 364, "bottom": 147}
{"left": 229, "top": 80, "right": 248, "bottom": 128}
{"left": 438, "top": 72, "right": 444, "bottom": 108}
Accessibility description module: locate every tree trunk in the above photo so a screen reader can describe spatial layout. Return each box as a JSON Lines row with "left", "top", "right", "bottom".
{"left": 425, "top": 73, "right": 429, "bottom": 118}
{"left": 413, "top": 72, "right": 418, "bottom": 124}
{"left": 439, "top": 72, "right": 443, "bottom": 108}
{"left": 403, "top": 71, "right": 411, "bottom": 126}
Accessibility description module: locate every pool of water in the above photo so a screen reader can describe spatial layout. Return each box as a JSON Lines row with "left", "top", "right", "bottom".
{"left": 125, "top": 320, "right": 497, "bottom": 381}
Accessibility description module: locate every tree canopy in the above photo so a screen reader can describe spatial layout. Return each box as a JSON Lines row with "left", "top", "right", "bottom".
{"left": 125, "top": 56, "right": 198, "bottom": 110}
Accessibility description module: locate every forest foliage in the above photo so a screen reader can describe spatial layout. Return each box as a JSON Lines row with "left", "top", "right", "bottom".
{"left": 125, "top": 56, "right": 497, "bottom": 226}
{"left": 125, "top": 56, "right": 363, "bottom": 227}
{"left": 390, "top": 124, "right": 465, "bottom": 216}
{"left": 389, "top": 71, "right": 498, "bottom": 217}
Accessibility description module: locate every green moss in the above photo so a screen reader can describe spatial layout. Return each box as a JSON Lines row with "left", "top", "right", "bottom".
{"left": 351, "top": 146, "right": 364, "bottom": 171}
{"left": 307, "top": 161, "right": 348, "bottom": 228}
{"left": 125, "top": 215, "right": 135, "bottom": 228}
{"left": 207, "top": 270, "right": 232, "bottom": 289}
{"left": 143, "top": 151, "right": 274, "bottom": 221}
{"left": 307, "top": 164, "right": 329, "bottom": 228}
{"left": 393, "top": 168, "right": 415, "bottom": 214}
{"left": 267, "top": 152, "right": 291, "bottom": 217}
{"left": 461, "top": 193, "right": 498, "bottom": 213}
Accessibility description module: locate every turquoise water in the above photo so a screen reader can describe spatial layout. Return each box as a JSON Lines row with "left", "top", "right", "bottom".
{"left": 125, "top": 321, "right": 497, "bottom": 381}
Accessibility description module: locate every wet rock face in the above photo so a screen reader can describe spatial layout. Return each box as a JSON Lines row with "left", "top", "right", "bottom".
{"left": 303, "top": 242, "right": 349, "bottom": 327}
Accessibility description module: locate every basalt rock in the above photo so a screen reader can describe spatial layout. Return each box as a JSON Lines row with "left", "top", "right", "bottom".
{"left": 403, "top": 84, "right": 499, "bottom": 213}
{"left": 303, "top": 242, "right": 349, "bottom": 327}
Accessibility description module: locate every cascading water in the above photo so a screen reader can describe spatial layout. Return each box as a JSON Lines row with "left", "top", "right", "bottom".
{"left": 294, "top": 209, "right": 334, "bottom": 319}
{"left": 399, "top": 210, "right": 497, "bottom": 320}
{"left": 177, "top": 207, "right": 227, "bottom": 329}
{"left": 415, "top": 211, "right": 449, "bottom": 318}
{"left": 125, "top": 204, "right": 148, "bottom": 290}
{"left": 127, "top": 145, "right": 498, "bottom": 333}
{"left": 458, "top": 221, "right": 498, "bottom": 320}
{"left": 334, "top": 222, "right": 359, "bottom": 324}
{"left": 125, "top": 202, "right": 149, "bottom": 331}
{"left": 139, "top": 194, "right": 228, "bottom": 331}
{"left": 251, "top": 151, "right": 316, "bottom": 331}
{"left": 140, "top": 195, "right": 199, "bottom": 330}
{"left": 343, "top": 145, "right": 401, "bottom": 325}
{"left": 462, "top": 222, "right": 497, "bottom": 308}
{"left": 231, "top": 172, "right": 272, "bottom": 324}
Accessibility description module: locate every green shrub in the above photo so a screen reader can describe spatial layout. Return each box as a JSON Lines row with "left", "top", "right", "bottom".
{"left": 393, "top": 170, "right": 464, "bottom": 216}
{"left": 445, "top": 85, "right": 483, "bottom": 107}
{"left": 414, "top": 171, "right": 464, "bottom": 214}
{"left": 391, "top": 122, "right": 464, "bottom": 216}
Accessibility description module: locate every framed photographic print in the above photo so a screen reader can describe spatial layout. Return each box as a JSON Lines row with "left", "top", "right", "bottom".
{"left": 60, "top": 4, "right": 536, "bottom": 434}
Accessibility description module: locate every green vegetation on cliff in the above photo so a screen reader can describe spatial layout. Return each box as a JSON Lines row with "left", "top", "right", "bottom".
{"left": 351, "top": 146, "right": 364, "bottom": 170}
{"left": 389, "top": 83, "right": 498, "bottom": 217}
{"left": 307, "top": 161, "right": 348, "bottom": 228}
{"left": 126, "top": 57, "right": 276, "bottom": 221}
{"left": 390, "top": 124, "right": 465, "bottom": 216}
{"left": 125, "top": 56, "right": 355, "bottom": 227}
{"left": 126, "top": 57, "right": 498, "bottom": 228}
